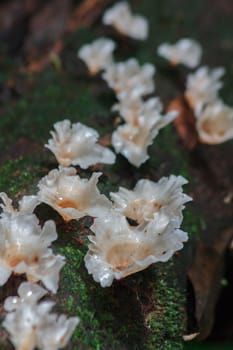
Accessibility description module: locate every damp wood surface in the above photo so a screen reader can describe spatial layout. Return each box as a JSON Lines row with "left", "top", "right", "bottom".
{"left": 0, "top": 0, "right": 233, "bottom": 349}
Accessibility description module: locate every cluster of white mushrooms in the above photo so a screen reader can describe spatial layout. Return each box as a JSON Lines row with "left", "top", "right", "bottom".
{"left": 78, "top": 2, "right": 178, "bottom": 168}
{"left": 1, "top": 1, "right": 232, "bottom": 349}
{"left": 185, "top": 67, "right": 233, "bottom": 144}
{"left": 157, "top": 38, "right": 233, "bottom": 144}
{"left": 0, "top": 193, "right": 79, "bottom": 350}
{"left": 3, "top": 282, "right": 78, "bottom": 350}
{"left": 38, "top": 125, "right": 191, "bottom": 289}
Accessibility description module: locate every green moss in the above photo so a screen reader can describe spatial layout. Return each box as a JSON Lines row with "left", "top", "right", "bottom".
{"left": 55, "top": 245, "right": 121, "bottom": 349}
{"left": 52, "top": 236, "right": 186, "bottom": 350}
{"left": 0, "top": 68, "right": 115, "bottom": 153}
{"left": 144, "top": 262, "right": 185, "bottom": 350}
{"left": 183, "top": 206, "right": 205, "bottom": 240}
{"left": 0, "top": 157, "right": 45, "bottom": 197}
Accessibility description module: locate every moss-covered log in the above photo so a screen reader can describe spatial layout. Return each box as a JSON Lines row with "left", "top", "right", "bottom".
{"left": 0, "top": 1, "right": 232, "bottom": 349}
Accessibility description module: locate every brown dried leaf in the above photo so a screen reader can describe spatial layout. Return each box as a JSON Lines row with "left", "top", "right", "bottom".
{"left": 188, "top": 227, "right": 233, "bottom": 340}
{"left": 67, "top": 0, "right": 113, "bottom": 32}
{"left": 167, "top": 96, "right": 198, "bottom": 150}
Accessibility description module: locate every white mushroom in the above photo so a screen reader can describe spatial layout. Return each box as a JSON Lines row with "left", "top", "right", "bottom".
{"left": 102, "top": 1, "right": 148, "bottom": 40}
{"left": 0, "top": 211, "right": 64, "bottom": 293}
{"left": 45, "top": 119, "right": 116, "bottom": 168}
{"left": 196, "top": 100, "right": 233, "bottom": 144}
{"left": 112, "top": 122, "right": 156, "bottom": 167}
{"left": 0, "top": 192, "right": 39, "bottom": 216}
{"left": 78, "top": 37, "right": 116, "bottom": 75}
{"left": 111, "top": 109, "right": 176, "bottom": 167}
{"left": 4, "top": 282, "right": 48, "bottom": 312}
{"left": 185, "top": 66, "right": 225, "bottom": 116}
{"left": 3, "top": 282, "right": 79, "bottom": 350}
{"left": 110, "top": 175, "right": 192, "bottom": 225}
{"left": 112, "top": 96, "right": 177, "bottom": 126}
{"left": 157, "top": 38, "right": 202, "bottom": 68}
{"left": 102, "top": 58, "right": 155, "bottom": 100}
{"left": 112, "top": 97, "right": 162, "bottom": 125}
{"left": 84, "top": 211, "right": 188, "bottom": 287}
{"left": 38, "top": 167, "right": 112, "bottom": 221}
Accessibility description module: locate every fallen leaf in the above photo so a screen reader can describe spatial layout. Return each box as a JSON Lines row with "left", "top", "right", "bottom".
{"left": 67, "top": 0, "right": 113, "bottom": 32}
{"left": 167, "top": 96, "right": 198, "bottom": 150}
{"left": 188, "top": 227, "right": 233, "bottom": 340}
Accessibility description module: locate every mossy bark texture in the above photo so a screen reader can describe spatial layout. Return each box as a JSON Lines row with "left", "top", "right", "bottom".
{"left": 0, "top": 1, "right": 233, "bottom": 349}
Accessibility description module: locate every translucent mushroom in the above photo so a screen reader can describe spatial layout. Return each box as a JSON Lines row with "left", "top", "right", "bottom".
{"left": 112, "top": 96, "right": 161, "bottom": 125}
{"left": 84, "top": 212, "right": 188, "bottom": 287}
{"left": 111, "top": 109, "right": 176, "bottom": 167}
{"left": 196, "top": 100, "right": 233, "bottom": 144}
{"left": 38, "top": 167, "right": 112, "bottom": 221}
{"left": 3, "top": 282, "right": 79, "bottom": 350}
{"left": 45, "top": 119, "right": 116, "bottom": 168}
{"left": 110, "top": 175, "right": 192, "bottom": 225}
{"left": 112, "top": 96, "right": 176, "bottom": 126}
{"left": 0, "top": 211, "right": 65, "bottom": 293}
{"left": 77, "top": 37, "right": 116, "bottom": 75}
{"left": 102, "top": 58, "right": 155, "bottom": 100}
{"left": 185, "top": 66, "right": 225, "bottom": 116}
{"left": 102, "top": 1, "right": 148, "bottom": 40}
{"left": 112, "top": 123, "right": 156, "bottom": 167}
{"left": 157, "top": 38, "right": 202, "bottom": 68}
{"left": 4, "top": 282, "right": 48, "bottom": 311}
{"left": 0, "top": 192, "right": 39, "bottom": 216}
